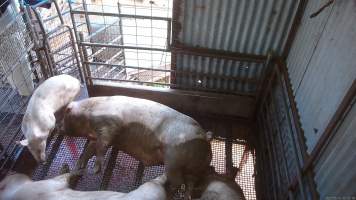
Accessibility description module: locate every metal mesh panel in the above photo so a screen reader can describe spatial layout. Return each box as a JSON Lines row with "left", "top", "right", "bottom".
{"left": 7, "top": 132, "right": 256, "bottom": 200}
{"left": 23, "top": 0, "right": 83, "bottom": 81}
{"left": 70, "top": 0, "right": 172, "bottom": 87}
{"left": 0, "top": 0, "right": 44, "bottom": 175}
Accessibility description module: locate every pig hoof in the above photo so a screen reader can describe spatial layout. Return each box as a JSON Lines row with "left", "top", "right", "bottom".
{"left": 74, "top": 163, "right": 82, "bottom": 170}
{"left": 60, "top": 163, "right": 70, "bottom": 174}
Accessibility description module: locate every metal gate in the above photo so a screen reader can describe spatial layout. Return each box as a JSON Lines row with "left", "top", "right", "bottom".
{"left": 21, "top": 0, "right": 83, "bottom": 81}
{"left": 69, "top": 0, "right": 172, "bottom": 86}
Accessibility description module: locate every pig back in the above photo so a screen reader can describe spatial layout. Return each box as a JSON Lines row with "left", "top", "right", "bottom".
{"left": 72, "top": 96, "right": 208, "bottom": 145}
{"left": 27, "top": 74, "right": 80, "bottom": 113}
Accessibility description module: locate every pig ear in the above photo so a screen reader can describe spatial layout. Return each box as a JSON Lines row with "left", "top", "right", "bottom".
{"left": 16, "top": 139, "right": 29, "bottom": 146}
{"left": 65, "top": 106, "right": 72, "bottom": 114}
{"left": 206, "top": 131, "right": 213, "bottom": 141}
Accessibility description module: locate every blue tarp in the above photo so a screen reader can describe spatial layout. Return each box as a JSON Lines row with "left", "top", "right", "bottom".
{"left": 24, "top": 0, "right": 51, "bottom": 8}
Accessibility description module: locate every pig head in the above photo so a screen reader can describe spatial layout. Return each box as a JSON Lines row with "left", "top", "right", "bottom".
{"left": 17, "top": 111, "right": 55, "bottom": 162}
{"left": 192, "top": 167, "right": 246, "bottom": 200}
{"left": 17, "top": 74, "right": 81, "bottom": 162}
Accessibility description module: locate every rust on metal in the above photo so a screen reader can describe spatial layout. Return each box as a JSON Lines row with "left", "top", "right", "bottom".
{"left": 310, "top": 0, "right": 334, "bottom": 18}
{"left": 275, "top": 59, "right": 309, "bottom": 161}
{"left": 171, "top": 0, "right": 184, "bottom": 85}
{"left": 172, "top": 44, "right": 267, "bottom": 63}
{"left": 275, "top": 58, "right": 319, "bottom": 200}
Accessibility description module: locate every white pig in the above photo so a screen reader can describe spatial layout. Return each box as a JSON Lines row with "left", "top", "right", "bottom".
{"left": 18, "top": 74, "right": 81, "bottom": 162}
{"left": 0, "top": 171, "right": 167, "bottom": 200}
{"left": 62, "top": 96, "right": 213, "bottom": 199}
{"left": 192, "top": 167, "right": 246, "bottom": 200}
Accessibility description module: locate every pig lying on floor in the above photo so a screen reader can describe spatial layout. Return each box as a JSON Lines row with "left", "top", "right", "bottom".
{"left": 193, "top": 167, "right": 246, "bottom": 200}
{"left": 61, "top": 96, "right": 213, "bottom": 199}
{"left": 0, "top": 166, "right": 167, "bottom": 200}
{"left": 18, "top": 74, "right": 81, "bottom": 162}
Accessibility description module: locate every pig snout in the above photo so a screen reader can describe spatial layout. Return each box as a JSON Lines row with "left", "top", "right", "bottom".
{"left": 28, "top": 150, "right": 45, "bottom": 163}
{"left": 39, "top": 152, "right": 46, "bottom": 163}
{"left": 29, "top": 148, "right": 46, "bottom": 163}
{"left": 27, "top": 139, "right": 47, "bottom": 163}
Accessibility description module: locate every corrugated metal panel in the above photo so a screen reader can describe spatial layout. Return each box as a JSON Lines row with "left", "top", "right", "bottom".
{"left": 314, "top": 101, "right": 356, "bottom": 199}
{"left": 175, "top": 54, "right": 264, "bottom": 94}
{"left": 177, "top": 0, "right": 299, "bottom": 55}
{"left": 286, "top": 0, "right": 356, "bottom": 152}
{"left": 256, "top": 74, "right": 309, "bottom": 199}
{"left": 286, "top": 0, "right": 332, "bottom": 91}
{"left": 173, "top": 0, "right": 300, "bottom": 94}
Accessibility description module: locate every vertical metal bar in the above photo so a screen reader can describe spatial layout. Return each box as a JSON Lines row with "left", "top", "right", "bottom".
{"left": 166, "top": 19, "right": 171, "bottom": 50}
{"left": 256, "top": 53, "right": 272, "bottom": 102}
{"left": 262, "top": 103, "right": 284, "bottom": 199}
{"left": 82, "top": 0, "right": 92, "bottom": 34}
{"left": 237, "top": 147, "right": 249, "bottom": 177}
{"left": 225, "top": 132, "right": 233, "bottom": 173}
{"left": 31, "top": 7, "right": 55, "bottom": 76}
{"left": 275, "top": 61, "right": 318, "bottom": 199}
{"left": 66, "top": 25, "right": 84, "bottom": 82}
{"left": 52, "top": 0, "right": 64, "bottom": 24}
{"left": 268, "top": 90, "right": 297, "bottom": 200}
{"left": 22, "top": 4, "right": 49, "bottom": 78}
{"left": 260, "top": 111, "right": 278, "bottom": 199}
{"left": 68, "top": 0, "right": 86, "bottom": 83}
{"left": 117, "top": 1, "right": 127, "bottom": 78}
{"left": 79, "top": 32, "right": 93, "bottom": 85}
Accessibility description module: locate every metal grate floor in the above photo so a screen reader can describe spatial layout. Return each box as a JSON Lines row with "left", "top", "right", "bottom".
{"left": 29, "top": 138, "right": 256, "bottom": 199}
{"left": 4, "top": 115, "right": 256, "bottom": 200}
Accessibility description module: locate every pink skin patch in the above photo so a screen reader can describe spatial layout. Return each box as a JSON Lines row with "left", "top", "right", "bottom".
{"left": 65, "top": 138, "right": 79, "bottom": 159}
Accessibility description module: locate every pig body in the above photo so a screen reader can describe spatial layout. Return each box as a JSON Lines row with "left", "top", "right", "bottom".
{"left": 63, "top": 96, "right": 212, "bottom": 199}
{"left": 192, "top": 168, "right": 246, "bottom": 200}
{"left": 0, "top": 173, "right": 167, "bottom": 200}
{"left": 20, "top": 74, "right": 81, "bottom": 162}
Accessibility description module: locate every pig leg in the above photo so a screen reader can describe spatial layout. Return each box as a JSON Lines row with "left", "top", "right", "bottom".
{"left": 75, "top": 141, "right": 96, "bottom": 171}
{"left": 183, "top": 176, "right": 195, "bottom": 200}
{"left": 164, "top": 161, "right": 184, "bottom": 199}
{"left": 93, "top": 138, "right": 107, "bottom": 174}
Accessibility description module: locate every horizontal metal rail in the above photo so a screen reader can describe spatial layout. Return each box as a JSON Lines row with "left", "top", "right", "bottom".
{"left": 71, "top": 10, "right": 171, "bottom": 21}
{"left": 89, "top": 77, "right": 256, "bottom": 96}
{"left": 91, "top": 76, "right": 170, "bottom": 86}
{"left": 86, "top": 61, "right": 172, "bottom": 72}
{"left": 80, "top": 42, "right": 168, "bottom": 52}
{"left": 89, "top": 36, "right": 123, "bottom": 58}
{"left": 86, "top": 61, "right": 258, "bottom": 83}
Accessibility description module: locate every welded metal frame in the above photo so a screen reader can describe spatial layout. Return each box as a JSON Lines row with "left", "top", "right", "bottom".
{"left": 255, "top": 58, "right": 319, "bottom": 200}
{"left": 70, "top": 0, "right": 172, "bottom": 87}
{"left": 0, "top": 0, "right": 44, "bottom": 176}
{"left": 23, "top": 0, "right": 84, "bottom": 81}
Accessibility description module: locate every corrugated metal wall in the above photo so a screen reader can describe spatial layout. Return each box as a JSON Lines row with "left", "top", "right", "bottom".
{"left": 287, "top": 0, "right": 356, "bottom": 198}
{"left": 255, "top": 65, "right": 314, "bottom": 200}
{"left": 177, "top": 0, "right": 298, "bottom": 55}
{"left": 175, "top": 54, "right": 264, "bottom": 94}
{"left": 173, "top": 0, "right": 300, "bottom": 95}
{"left": 314, "top": 99, "right": 356, "bottom": 199}
{"left": 287, "top": 0, "right": 356, "bottom": 153}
